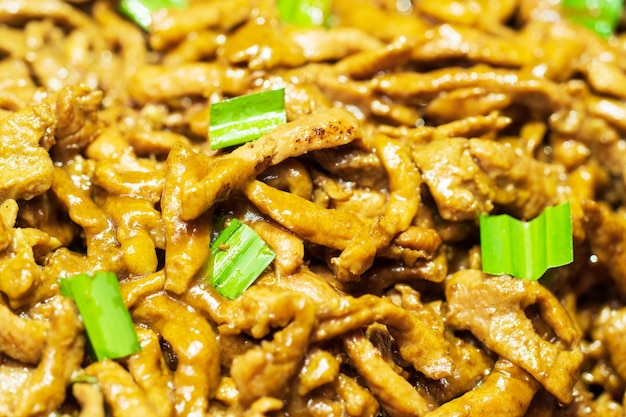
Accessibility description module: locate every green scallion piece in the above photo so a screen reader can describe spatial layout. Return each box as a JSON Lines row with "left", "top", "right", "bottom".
{"left": 479, "top": 202, "right": 573, "bottom": 280}
{"left": 58, "top": 271, "right": 141, "bottom": 361}
{"left": 562, "top": 0, "right": 623, "bottom": 38}
{"left": 205, "top": 218, "right": 276, "bottom": 299}
{"left": 209, "top": 89, "right": 287, "bottom": 150}
{"left": 277, "top": 0, "right": 333, "bottom": 27}
{"left": 119, "top": 0, "right": 187, "bottom": 31}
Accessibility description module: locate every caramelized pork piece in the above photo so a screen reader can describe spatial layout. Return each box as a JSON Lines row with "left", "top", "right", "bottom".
{"left": 581, "top": 200, "right": 626, "bottom": 295}
{"left": 86, "top": 360, "right": 161, "bottom": 417}
{"left": 149, "top": 0, "right": 251, "bottom": 50}
{"left": 413, "top": 24, "right": 531, "bottom": 68}
{"left": 315, "top": 293, "right": 453, "bottom": 380}
{"left": 446, "top": 270, "right": 583, "bottom": 404}
{"left": 227, "top": 288, "right": 316, "bottom": 406}
{"left": 182, "top": 108, "right": 361, "bottom": 220}
{"left": 49, "top": 84, "right": 102, "bottom": 161}
{"left": 425, "top": 359, "right": 540, "bottom": 417}
{"left": 126, "top": 327, "right": 175, "bottom": 417}
{"left": 0, "top": 302, "right": 48, "bottom": 364}
{"left": 73, "top": 383, "right": 105, "bottom": 417}
{"left": 13, "top": 297, "right": 85, "bottom": 417}
{"left": 287, "top": 27, "right": 384, "bottom": 62}
{"left": 468, "top": 138, "right": 560, "bottom": 219}
{"left": 412, "top": 138, "right": 495, "bottom": 221}
{"left": 221, "top": 20, "right": 306, "bottom": 70}
{"left": 333, "top": 37, "right": 415, "bottom": 79}
{"left": 0, "top": 103, "right": 55, "bottom": 202}
{"left": 343, "top": 331, "right": 433, "bottom": 417}
{"left": 413, "top": 138, "right": 560, "bottom": 221}
{"left": 332, "top": 135, "right": 421, "bottom": 279}
{"left": 128, "top": 63, "right": 250, "bottom": 105}
{"left": 161, "top": 143, "right": 212, "bottom": 294}
{"left": 374, "top": 64, "right": 567, "bottom": 112}
{"left": 133, "top": 294, "right": 220, "bottom": 417}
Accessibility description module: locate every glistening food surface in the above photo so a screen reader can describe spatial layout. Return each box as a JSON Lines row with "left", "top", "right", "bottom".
{"left": 1, "top": 0, "right": 626, "bottom": 415}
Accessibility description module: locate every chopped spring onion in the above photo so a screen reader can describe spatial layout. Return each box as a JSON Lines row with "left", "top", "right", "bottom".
{"left": 204, "top": 218, "right": 276, "bottom": 299}
{"left": 562, "top": 0, "right": 623, "bottom": 38}
{"left": 119, "top": 0, "right": 187, "bottom": 31}
{"left": 277, "top": 0, "right": 333, "bottom": 27}
{"left": 58, "top": 271, "right": 141, "bottom": 361}
{"left": 479, "top": 202, "right": 573, "bottom": 280}
{"left": 209, "top": 88, "right": 287, "bottom": 150}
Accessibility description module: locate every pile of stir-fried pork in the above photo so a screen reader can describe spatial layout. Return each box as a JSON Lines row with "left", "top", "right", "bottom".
{"left": 1, "top": 0, "right": 626, "bottom": 415}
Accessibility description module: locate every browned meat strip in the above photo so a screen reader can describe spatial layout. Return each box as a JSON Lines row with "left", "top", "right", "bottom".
{"left": 445, "top": 269, "right": 583, "bottom": 404}
{"left": 343, "top": 331, "right": 432, "bottom": 417}
{"left": 0, "top": 302, "right": 48, "bottom": 364}
{"left": 182, "top": 108, "right": 362, "bottom": 220}
{"left": 0, "top": 104, "right": 55, "bottom": 201}
{"left": 424, "top": 359, "right": 540, "bottom": 417}
{"left": 13, "top": 297, "right": 85, "bottom": 417}
{"left": 133, "top": 294, "right": 220, "bottom": 417}
{"left": 86, "top": 360, "right": 161, "bottom": 417}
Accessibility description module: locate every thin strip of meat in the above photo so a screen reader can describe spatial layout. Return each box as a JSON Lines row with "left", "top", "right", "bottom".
{"left": 445, "top": 269, "right": 583, "bottom": 404}
{"left": 343, "top": 331, "right": 432, "bottom": 417}
{"left": 182, "top": 108, "right": 362, "bottom": 220}
{"left": 332, "top": 135, "right": 421, "bottom": 279}
{"left": 221, "top": 20, "right": 306, "bottom": 70}
{"left": 0, "top": 302, "right": 48, "bottom": 364}
{"left": 51, "top": 166, "right": 122, "bottom": 274}
{"left": 13, "top": 297, "right": 85, "bottom": 417}
{"left": 127, "top": 327, "right": 175, "bottom": 417}
{"left": 128, "top": 63, "right": 250, "bottom": 105}
{"left": 0, "top": 103, "right": 55, "bottom": 201}
{"left": 315, "top": 293, "right": 453, "bottom": 379}
{"left": 424, "top": 359, "right": 540, "bottom": 417}
{"left": 412, "top": 23, "right": 531, "bottom": 68}
{"left": 228, "top": 288, "right": 316, "bottom": 406}
{"left": 244, "top": 179, "right": 366, "bottom": 250}
{"left": 132, "top": 293, "right": 221, "bottom": 417}
{"left": 287, "top": 27, "right": 384, "bottom": 62}
{"left": 161, "top": 143, "right": 212, "bottom": 294}
{"left": 374, "top": 64, "right": 566, "bottom": 111}
{"left": 73, "top": 383, "right": 105, "bottom": 417}
{"left": 85, "top": 360, "right": 161, "bottom": 417}
{"left": 148, "top": 0, "right": 252, "bottom": 50}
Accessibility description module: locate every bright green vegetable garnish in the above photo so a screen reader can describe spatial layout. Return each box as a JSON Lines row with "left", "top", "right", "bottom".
{"left": 277, "top": 0, "right": 333, "bottom": 27}
{"left": 209, "top": 88, "right": 287, "bottom": 150}
{"left": 204, "top": 218, "right": 276, "bottom": 299}
{"left": 119, "top": 0, "right": 187, "bottom": 31}
{"left": 58, "top": 271, "right": 141, "bottom": 361}
{"left": 479, "top": 202, "right": 573, "bottom": 280}
{"left": 562, "top": 0, "right": 623, "bottom": 38}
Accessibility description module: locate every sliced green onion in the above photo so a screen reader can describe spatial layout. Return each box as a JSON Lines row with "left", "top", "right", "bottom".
{"left": 562, "top": 0, "right": 623, "bottom": 38}
{"left": 204, "top": 218, "right": 276, "bottom": 299}
{"left": 119, "top": 0, "right": 187, "bottom": 31}
{"left": 479, "top": 202, "right": 573, "bottom": 280}
{"left": 277, "top": 0, "right": 333, "bottom": 27}
{"left": 209, "top": 89, "right": 287, "bottom": 150}
{"left": 58, "top": 271, "right": 141, "bottom": 361}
